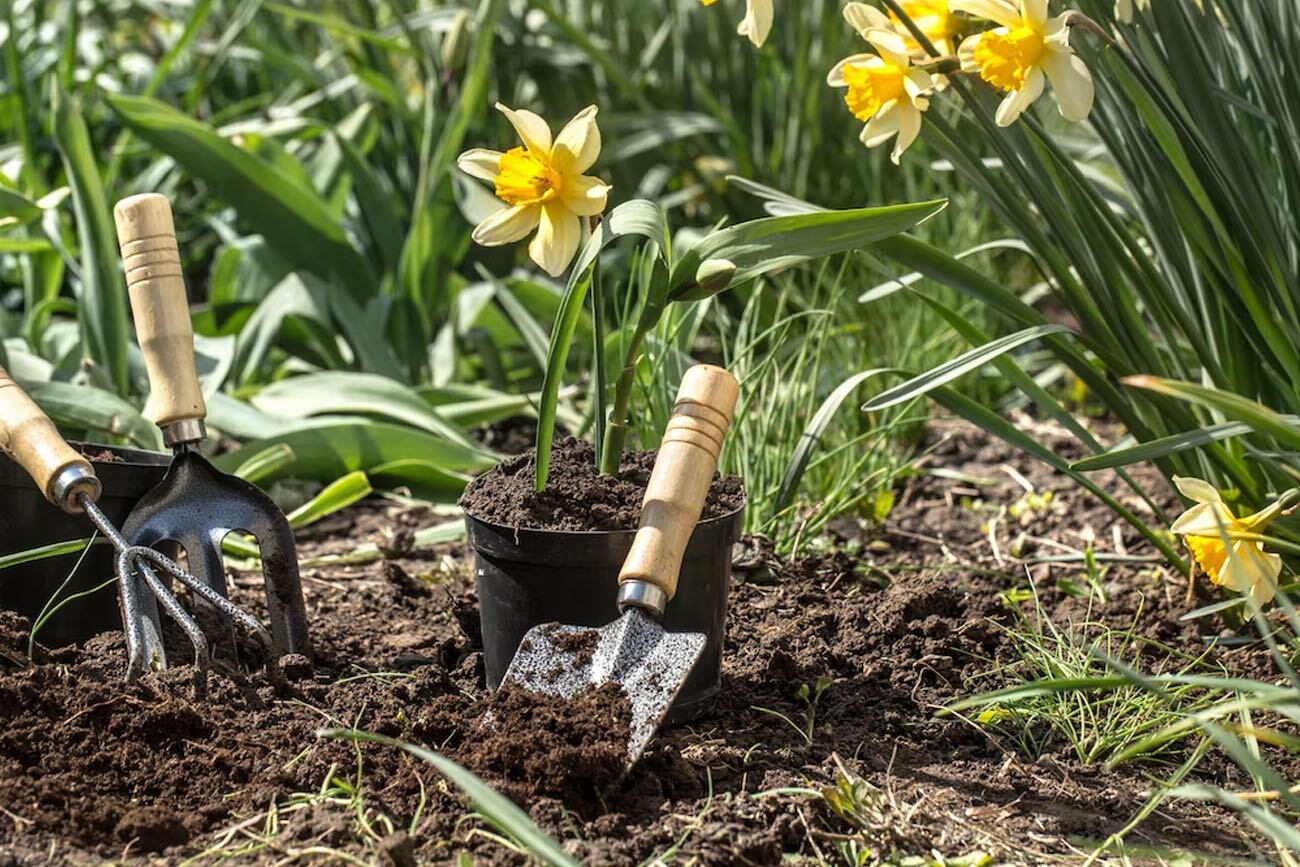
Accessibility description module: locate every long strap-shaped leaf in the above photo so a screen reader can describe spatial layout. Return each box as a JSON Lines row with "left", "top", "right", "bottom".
{"left": 105, "top": 92, "right": 376, "bottom": 301}
{"left": 862, "top": 324, "right": 1071, "bottom": 412}
{"left": 1125, "top": 376, "right": 1300, "bottom": 452}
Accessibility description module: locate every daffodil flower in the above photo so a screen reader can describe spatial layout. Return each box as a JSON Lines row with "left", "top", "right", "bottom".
{"left": 457, "top": 104, "right": 611, "bottom": 277}
{"left": 1169, "top": 476, "right": 1285, "bottom": 606}
{"left": 952, "top": 0, "right": 1094, "bottom": 127}
{"left": 698, "top": 0, "right": 774, "bottom": 47}
{"left": 848, "top": 0, "right": 958, "bottom": 59}
{"left": 828, "top": 13, "right": 936, "bottom": 164}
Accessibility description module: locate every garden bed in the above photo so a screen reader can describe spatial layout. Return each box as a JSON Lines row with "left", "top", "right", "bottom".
{"left": 0, "top": 420, "right": 1281, "bottom": 865}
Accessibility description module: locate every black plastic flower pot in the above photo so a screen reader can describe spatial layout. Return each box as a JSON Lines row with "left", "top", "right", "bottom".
{"left": 0, "top": 443, "right": 169, "bottom": 647}
{"left": 466, "top": 501, "right": 745, "bottom": 724}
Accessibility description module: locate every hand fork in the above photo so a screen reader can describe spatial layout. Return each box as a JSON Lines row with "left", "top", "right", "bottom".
{"left": 0, "top": 367, "right": 273, "bottom": 690}
{"left": 112, "top": 194, "right": 312, "bottom": 674}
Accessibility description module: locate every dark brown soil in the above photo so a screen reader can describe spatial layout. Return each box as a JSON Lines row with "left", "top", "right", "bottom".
{"left": 548, "top": 625, "right": 600, "bottom": 669}
{"left": 81, "top": 448, "right": 122, "bottom": 463}
{"left": 460, "top": 436, "right": 746, "bottom": 531}
{"left": 0, "top": 419, "right": 1285, "bottom": 864}
{"left": 453, "top": 682, "right": 632, "bottom": 814}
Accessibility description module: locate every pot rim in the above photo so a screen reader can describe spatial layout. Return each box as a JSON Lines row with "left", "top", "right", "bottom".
{"left": 462, "top": 496, "right": 747, "bottom": 539}
{"left": 0, "top": 441, "right": 170, "bottom": 499}
{"left": 70, "top": 441, "right": 171, "bottom": 468}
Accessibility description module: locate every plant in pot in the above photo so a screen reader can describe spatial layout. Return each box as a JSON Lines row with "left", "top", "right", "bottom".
{"left": 455, "top": 102, "right": 946, "bottom": 718}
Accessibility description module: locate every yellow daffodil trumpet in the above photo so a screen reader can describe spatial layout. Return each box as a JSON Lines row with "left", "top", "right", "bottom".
{"left": 952, "top": 0, "right": 1094, "bottom": 127}
{"left": 1169, "top": 476, "right": 1294, "bottom": 607}
{"left": 457, "top": 104, "right": 612, "bottom": 277}
{"left": 698, "top": 0, "right": 774, "bottom": 47}
{"left": 829, "top": 7, "right": 937, "bottom": 164}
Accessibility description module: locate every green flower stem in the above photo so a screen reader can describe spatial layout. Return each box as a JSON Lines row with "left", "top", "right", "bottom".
{"left": 598, "top": 312, "right": 656, "bottom": 475}
{"left": 590, "top": 222, "right": 608, "bottom": 473}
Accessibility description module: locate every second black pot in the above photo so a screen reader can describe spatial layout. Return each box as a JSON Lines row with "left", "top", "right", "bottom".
{"left": 466, "top": 501, "right": 745, "bottom": 723}
{"left": 0, "top": 443, "right": 169, "bottom": 647}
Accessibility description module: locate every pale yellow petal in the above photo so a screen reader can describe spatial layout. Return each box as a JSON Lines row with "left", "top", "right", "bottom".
{"left": 957, "top": 33, "right": 983, "bottom": 74}
{"left": 904, "top": 67, "right": 935, "bottom": 100}
{"left": 530, "top": 201, "right": 583, "bottom": 277}
{"left": 827, "top": 53, "right": 880, "bottom": 87}
{"left": 472, "top": 204, "right": 542, "bottom": 246}
{"left": 994, "top": 66, "right": 1044, "bottom": 126}
{"left": 1170, "top": 502, "right": 1232, "bottom": 537}
{"left": 1242, "top": 498, "right": 1286, "bottom": 530}
{"left": 1042, "top": 47, "right": 1094, "bottom": 122}
{"left": 1224, "top": 540, "right": 1281, "bottom": 605}
{"left": 865, "top": 28, "right": 911, "bottom": 65}
{"left": 860, "top": 101, "right": 901, "bottom": 149}
{"left": 891, "top": 102, "right": 923, "bottom": 165}
{"left": 1023, "top": 0, "right": 1049, "bottom": 27}
{"left": 843, "top": 2, "right": 892, "bottom": 36}
{"left": 1173, "top": 476, "right": 1222, "bottom": 506}
{"left": 495, "top": 103, "right": 553, "bottom": 154}
{"left": 561, "top": 174, "right": 611, "bottom": 217}
{"left": 949, "top": 0, "right": 1021, "bottom": 29}
{"left": 457, "top": 148, "right": 504, "bottom": 183}
{"left": 1043, "top": 12, "right": 1071, "bottom": 42}
{"left": 738, "top": 0, "right": 774, "bottom": 47}
{"left": 552, "top": 105, "right": 601, "bottom": 174}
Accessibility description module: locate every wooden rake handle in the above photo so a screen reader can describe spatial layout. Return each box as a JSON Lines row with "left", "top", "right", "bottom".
{"left": 113, "top": 193, "right": 207, "bottom": 445}
{"left": 0, "top": 366, "right": 101, "bottom": 512}
{"left": 617, "top": 364, "right": 740, "bottom": 613}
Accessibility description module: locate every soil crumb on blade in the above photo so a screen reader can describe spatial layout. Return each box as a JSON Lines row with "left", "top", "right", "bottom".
{"left": 458, "top": 682, "right": 632, "bottom": 815}
{"left": 460, "top": 436, "right": 746, "bottom": 531}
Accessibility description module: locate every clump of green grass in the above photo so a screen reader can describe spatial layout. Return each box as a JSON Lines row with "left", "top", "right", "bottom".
{"left": 626, "top": 250, "right": 992, "bottom": 553}
{"left": 955, "top": 591, "right": 1223, "bottom": 767}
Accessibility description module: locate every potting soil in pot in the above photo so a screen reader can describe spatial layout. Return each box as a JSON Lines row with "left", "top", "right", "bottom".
{"left": 459, "top": 436, "right": 746, "bottom": 531}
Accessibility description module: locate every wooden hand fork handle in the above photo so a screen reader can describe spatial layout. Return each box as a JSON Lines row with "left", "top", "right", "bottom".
{"left": 113, "top": 193, "right": 207, "bottom": 447}
{"left": 617, "top": 364, "right": 740, "bottom": 618}
{"left": 0, "top": 366, "right": 102, "bottom": 513}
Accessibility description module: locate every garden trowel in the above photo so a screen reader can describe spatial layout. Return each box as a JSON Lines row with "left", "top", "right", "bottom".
{"left": 498, "top": 364, "right": 740, "bottom": 766}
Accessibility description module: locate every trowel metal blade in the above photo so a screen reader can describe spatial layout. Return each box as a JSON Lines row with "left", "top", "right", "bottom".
{"left": 500, "top": 608, "right": 706, "bottom": 764}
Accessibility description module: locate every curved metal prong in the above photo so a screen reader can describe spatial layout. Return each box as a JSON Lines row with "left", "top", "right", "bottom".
{"left": 131, "top": 546, "right": 275, "bottom": 658}
{"left": 116, "top": 549, "right": 165, "bottom": 678}
{"left": 131, "top": 552, "right": 210, "bottom": 695}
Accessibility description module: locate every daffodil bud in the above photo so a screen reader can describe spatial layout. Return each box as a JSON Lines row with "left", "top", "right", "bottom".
{"left": 441, "top": 9, "right": 471, "bottom": 74}
{"left": 694, "top": 258, "right": 737, "bottom": 296}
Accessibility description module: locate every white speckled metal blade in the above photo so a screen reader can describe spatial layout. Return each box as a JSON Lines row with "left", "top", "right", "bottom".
{"left": 500, "top": 608, "right": 706, "bottom": 765}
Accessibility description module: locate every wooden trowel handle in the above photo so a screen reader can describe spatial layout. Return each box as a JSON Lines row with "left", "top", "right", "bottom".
{"left": 618, "top": 364, "right": 740, "bottom": 616}
{"left": 113, "top": 193, "right": 207, "bottom": 445}
{"left": 0, "top": 366, "right": 101, "bottom": 512}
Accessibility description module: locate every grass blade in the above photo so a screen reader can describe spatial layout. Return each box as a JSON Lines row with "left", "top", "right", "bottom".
{"left": 319, "top": 729, "right": 579, "bottom": 867}
{"left": 1125, "top": 376, "right": 1300, "bottom": 451}
{"left": 535, "top": 200, "right": 670, "bottom": 490}
{"left": 863, "top": 325, "right": 1072, "bottom": 411}
{"left": 285, "top": 471, "right": 373, "bottom": 530}
{"left": 774, "top": 367, "right": 899, "bottom": 514}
